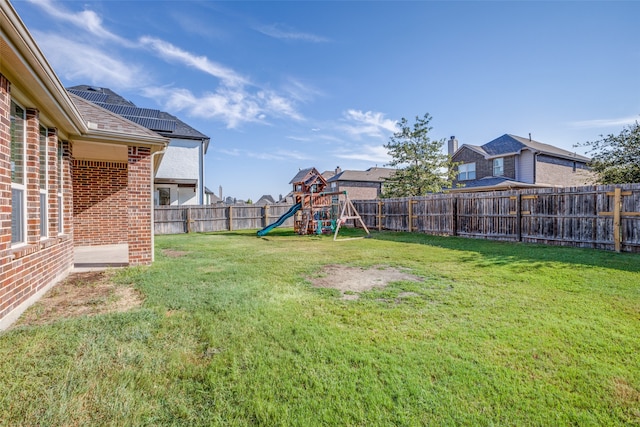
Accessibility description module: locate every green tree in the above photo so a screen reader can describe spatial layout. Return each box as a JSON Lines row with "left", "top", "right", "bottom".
{"left": 382, "top": 113, "right": 457, "bottom": 197}
{"left": 578, "top": 120, "right": 640, "bottom": 184}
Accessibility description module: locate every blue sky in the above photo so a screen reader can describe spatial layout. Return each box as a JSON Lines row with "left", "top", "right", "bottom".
{"left": 12, "top": 0, "right": 640, "bottom": 201}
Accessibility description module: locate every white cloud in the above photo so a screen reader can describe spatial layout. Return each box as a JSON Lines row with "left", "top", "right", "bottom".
{"left": 217, "top": 147, "right": 310, "bottom": 161}
{"left": 33, "top": 32, "right": 142, "bottom": 89}
{"left": 335, "top": 144, "right": 391, "bottom": 164}
{"left": 281, "top": 78, "right": 324, "bottom": 103}
{"left": 340, "top": 110, "right": 398, "bottom": 139}
{"left": 27, "top": 0, "right": 306, "bottom": 129}
{"left": 143, "top": 86, "right": 303, "bottom": 129}
{"left": 139, "top": 37, "right": 248, "bottom": 88}
{"left": 26, "top": 0, "right": 133, "bottom": 46}
{"left": 257, "top": 24, "right": 329, "bottom": 43}
{"left": 569, "top": 116, "right": 639, "bottom": 129}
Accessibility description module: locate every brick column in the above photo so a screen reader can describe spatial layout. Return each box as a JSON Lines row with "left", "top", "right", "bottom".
{"left": 60, "top": 140, "right": 72, "bottom": 236}
{"left": 128, "top": 146, "right": 152, "bottom": 265}
{"left": 0, "top": 74, "right": 11, "bottom": 253}
{"left": 47, "top": 128, "right": 59, "bottom": 236}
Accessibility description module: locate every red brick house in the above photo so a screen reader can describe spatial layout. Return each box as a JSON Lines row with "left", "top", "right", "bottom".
{"left": 1, "top": 2, "right": 167, "bottom": 329}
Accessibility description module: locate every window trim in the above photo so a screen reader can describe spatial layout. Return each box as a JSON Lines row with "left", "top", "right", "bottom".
{"left": 493, "top": 157, "right": 504, "bottom": 177}
{"left": 39, "top": 125, "right": 48, "bottom": 238}
{"left": 10, "top": 100, "right": 26, "bottom": 245}
{"left": 457, "top": 162, "right": 476, "bottom": 181}
{"left": 58, "top": 140, "right": 65, "bottom": 235}
{"left": 158, "top": 187, "right": 171, "bottom": 206}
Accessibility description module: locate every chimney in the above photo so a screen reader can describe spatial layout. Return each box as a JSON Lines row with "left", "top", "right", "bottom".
{"left": 335, "top": 166, "right": 342, "bottom": 174}
{"left": 448, "top": 136, "right": 458, "bottom": 156}
{"left": 529, "top": 133, "right": 532, "bottom": 142}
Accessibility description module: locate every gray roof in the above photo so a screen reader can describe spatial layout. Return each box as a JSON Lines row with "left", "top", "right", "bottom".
{"left": 480, "top": 134, "right": 590, "bottom": 162}
{"left": 69, "top": 94, "right": 166, "bottom": 141}
{"left": 449, "top": 176, "right": 552, "bottom": 192}
{"left": 67, "top": 85, "right": 210, "bottom": 150}
{"left": 326, "top": 167, "right": 395, "bottom": 183}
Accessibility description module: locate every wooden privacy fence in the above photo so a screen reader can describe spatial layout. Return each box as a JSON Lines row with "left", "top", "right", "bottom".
{"left": 352, "top": 184, "right": 640, "bottom": 253}
{"left": 154, "top": 184, "right": 640, "bottom": 252}
{"left": 154, "top": 204, "right": 296, "bottom": 235}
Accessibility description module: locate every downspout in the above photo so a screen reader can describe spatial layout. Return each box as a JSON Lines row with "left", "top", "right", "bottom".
{"left": 199, "top": 140, "right": 205, "bottom": 205}
{"left": 151, "top": 146, "right": 167, "bottom": 262}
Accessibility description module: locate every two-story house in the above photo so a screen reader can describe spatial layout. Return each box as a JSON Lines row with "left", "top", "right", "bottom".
{"left": 67, "top": 86, "right": 210, "bottom": 205}
{"left": 450, "top": 134, "right": 595, "bottom": 191}
{"left": 322, "top": 166, "right": 395, "bottom": 199}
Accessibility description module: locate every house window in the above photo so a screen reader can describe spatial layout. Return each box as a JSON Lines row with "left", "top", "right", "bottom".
{"left": 58, "top": 140, "right": 64, "bottom": 234}
{"left": 331, "top": 182, "right": 337, "bottom": 189}
{"left": 158, "top": 187, "right": 171, "bottom": 205}
{"left": 457, "top": 163, "right": 476, "bottom": 181}
{"left": 39, "top": 126, "right": 48, "bottom": 237}
{"left": 11, "top": 101, "right": 26, "bottom": 244}
{"left": 493, "top": 158, "right": 504, "bottom": 176}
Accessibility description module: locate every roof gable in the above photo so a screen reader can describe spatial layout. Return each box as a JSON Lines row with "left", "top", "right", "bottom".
{"left": 70, "top": 94, "right": 166, "bottom": 141}
{"left": 452, "top": 144, "right": 487, "bottom": 160}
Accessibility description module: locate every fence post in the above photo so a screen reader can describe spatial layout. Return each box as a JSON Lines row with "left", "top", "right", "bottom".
{"left": 228, "top": 206, "right": 233, "bottom": 231}
{"left": 451, "top": 196, "right": 458, "bottom": 236}
{"left": 377, "top": 200, "right": 383, "bottom": 231}
{"left": 516, "top": 193, "right": 522, "bottom": 242}
{"left": 186, "top": 207, "right": 192, "bottom": 233}
{"left": 613, "top": 187, "right": 621, "bottom": 252}
{"left": 264, "top": 205, "right": 269, "bottom": 228}
{"left": 407, "top": 198, "right": 413, "bottom": 232}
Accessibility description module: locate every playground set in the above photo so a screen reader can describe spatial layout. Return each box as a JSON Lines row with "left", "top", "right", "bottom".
{"left": 257, "top": 167, "right": 369, "bottom": 240}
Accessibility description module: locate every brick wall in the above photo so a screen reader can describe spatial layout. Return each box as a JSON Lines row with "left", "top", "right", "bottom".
{"left": 336, "top": 181, "right": 380, "bottom": 200}
{"left": 452, "top": 148, "right": 490, "bottom": 185}
{"left": 72, "top": 160, "right": 127, "bottom": 245}
{"left": 0, "top": 73, "right": 74, "bottom": 328}
{"left": 536, "top": 155, "right": 596, "bottom": 186}
{"left": 127, "top": 146, "right": 152, "bottom": 265}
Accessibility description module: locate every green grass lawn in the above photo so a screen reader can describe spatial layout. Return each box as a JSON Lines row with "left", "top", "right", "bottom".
{"left": 1, "top": 229, "right": 639, "bottom": 426}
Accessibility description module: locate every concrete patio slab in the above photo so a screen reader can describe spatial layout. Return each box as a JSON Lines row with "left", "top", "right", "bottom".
{"left": 74, "top": 244, "right": 129, "bottom": 272}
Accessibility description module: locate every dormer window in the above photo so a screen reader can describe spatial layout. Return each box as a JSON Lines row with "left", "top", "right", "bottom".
{"left": 493, "top": 158, "right": 504, "bottom": 176}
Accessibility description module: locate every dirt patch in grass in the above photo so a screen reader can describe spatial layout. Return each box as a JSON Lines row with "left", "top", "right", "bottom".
{"left": 16, "top": 270, "right": 143, "bottom": 327}
{"left": 162, "top": 249, "right": 189, "bottom": 258}
{"left": 310, "top": 264, "right": 422, "bottom": 300}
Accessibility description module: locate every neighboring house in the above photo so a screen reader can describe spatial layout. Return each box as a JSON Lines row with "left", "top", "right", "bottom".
{"left": 323, "top": 166, "right": 395, "bottom": 199}
{"left": 67, "top": 85, "right": 210, "bottom": 206}
{"left": 205, "top": 186, "right": 221, "bottom": 204}
{"left": 1, "top": 2, "right": 167, "bottom": 329}
{"left": 450, "top": 134, "right": 595, "bottom": 191}
{"left": 255, "top": 195, "right": 276, "bottom": 206}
